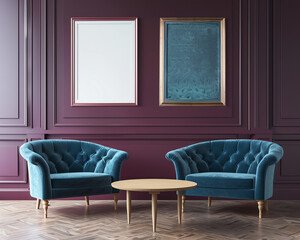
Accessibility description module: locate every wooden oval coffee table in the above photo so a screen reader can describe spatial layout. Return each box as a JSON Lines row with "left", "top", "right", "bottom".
{"left": 111, "top": 179, "right": 197, "bottom": 232}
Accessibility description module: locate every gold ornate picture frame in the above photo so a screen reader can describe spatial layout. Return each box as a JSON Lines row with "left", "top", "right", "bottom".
{"left": 160, "top": 17, "right": 226, "bottom": 106}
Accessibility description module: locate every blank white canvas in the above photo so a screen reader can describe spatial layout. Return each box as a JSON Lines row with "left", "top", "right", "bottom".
{"left": 74, "top": 20, "right": 136, "bottom": 104}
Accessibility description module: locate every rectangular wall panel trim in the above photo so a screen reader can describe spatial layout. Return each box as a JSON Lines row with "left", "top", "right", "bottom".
{"left": 274, "top": 138, "right": 300, "bottom": 184}
{"left": 0, "top": 138, "right": 27, "bottom": 183}
{"left": 273, "top": 0, "right": 300, "bottom": 128}
{"left": 0, "top": 0, "right": 28, "bottom": 127}
{"left": 47, "top": 0, "right": 246, "bottom": 128}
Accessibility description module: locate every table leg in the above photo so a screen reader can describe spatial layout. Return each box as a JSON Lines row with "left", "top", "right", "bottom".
{"left": 177, "top": 191, "right": 182, "bottom": 224}
{"left": 151, "top": 192, "right": 158, "bottom": 232}
{"left": 126, "top": 191, "right": 131, "bottom": 224}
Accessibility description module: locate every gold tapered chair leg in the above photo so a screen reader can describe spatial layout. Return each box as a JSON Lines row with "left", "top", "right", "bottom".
{"left": 257, "top": 200, "right": 264, "bottom": 218}
{"left": 42, "top": 200, "right": 49, "bottom": 219}
{"left": 182, "top": 195, "right": 186, "bottom": 213}
{"left": 85, "top": 196, "right": 89, "bottom": 206}
{"left": 264, "top": 200, "right": 268, "bottom": 211}
{"left": 113, "top": 193, "right": 119, "bottom": 211}
{"left": 208, "top": 197, "right": 212, "bottom": 207}
{"left": 36, "top": 199, "right": 41, "bottom": 209}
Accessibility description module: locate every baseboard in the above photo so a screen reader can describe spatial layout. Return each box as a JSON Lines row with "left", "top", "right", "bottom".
{"left": 0, "top": 187, "right": 299, "bottom": 200}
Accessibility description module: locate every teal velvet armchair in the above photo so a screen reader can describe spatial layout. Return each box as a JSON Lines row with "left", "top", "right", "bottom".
{"left": 166, "top": 139, "right": 284, "bottom": 218}
{"left": 20, "top": 140, "right": 128, "bottom": 218}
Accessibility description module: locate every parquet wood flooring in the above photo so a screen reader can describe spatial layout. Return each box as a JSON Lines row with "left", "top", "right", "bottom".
{"left": 0, "top": 200, "right": 299, "bottom": 240}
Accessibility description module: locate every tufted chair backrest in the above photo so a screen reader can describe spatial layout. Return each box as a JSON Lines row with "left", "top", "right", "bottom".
{"left": 25, "top": 140, "right": 119, "bottom": 173}
{"left": 169, "top": 140, "right": 282, "bottom": 175}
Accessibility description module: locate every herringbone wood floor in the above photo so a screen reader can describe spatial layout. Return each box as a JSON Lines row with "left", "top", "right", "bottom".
{"left": 0, "top": 200, "right": 299, "bottom": 240}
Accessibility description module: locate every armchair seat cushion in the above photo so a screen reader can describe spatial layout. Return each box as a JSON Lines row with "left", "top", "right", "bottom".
{"left": 186, "top": 172, "right": 256, "bottom": 189}
{"left": 50, "top": 172, "right": 112, "bottom": 189}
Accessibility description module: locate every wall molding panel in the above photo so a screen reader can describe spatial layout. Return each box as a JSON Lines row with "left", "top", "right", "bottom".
{"left": 47, "top": 0, "right": 247, "bottom": 129}
{"left": 274, "top": 137, "right": 300, "bottom": 184}
{"left": 0, "top": 138, "right": 27, "bottom": 183}
{"left": 273, "top": 0, "right": 300, "bottom": 128}
{"left": 250, "top": 0, "right": 272, "bottom": 130}
{"left": 31, "top": 0, "right": 47, "bottom": 130}
{"left": 0, "top": 0, "right": 30, "bottom": 127}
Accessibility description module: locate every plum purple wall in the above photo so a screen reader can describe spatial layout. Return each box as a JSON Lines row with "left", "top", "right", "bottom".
{"left": 0, "top": 0, "right": 299, "bottom": 200}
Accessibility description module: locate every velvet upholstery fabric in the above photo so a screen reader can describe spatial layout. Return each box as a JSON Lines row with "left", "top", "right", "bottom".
{"left": 186, "top": 172, "right": 256, "bottom": 189}
{"left": 50, "top": 172, "right": 111, "bottom": 189}
{"left": 184, "top": 187, "right": 255, "bottom": 200}
{"left": 166, "top": 140, "right": 283, "bottom": 200}
{"left": 20, "top": 140, "right": 128, "bottom": 200}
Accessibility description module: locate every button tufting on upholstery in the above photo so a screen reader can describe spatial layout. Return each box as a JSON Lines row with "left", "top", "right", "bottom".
{"left": 171, "top": 140, "right": 279, "bottom": 174}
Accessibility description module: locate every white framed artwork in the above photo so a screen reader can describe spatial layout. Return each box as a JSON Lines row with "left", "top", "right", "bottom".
{"left": 71, "top": 17, "right": 138, "bottom": 106}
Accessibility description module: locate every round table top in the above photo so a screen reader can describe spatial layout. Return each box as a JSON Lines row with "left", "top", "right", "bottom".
{"left": 111, "top": 179, "right": 197, "bottom": 192}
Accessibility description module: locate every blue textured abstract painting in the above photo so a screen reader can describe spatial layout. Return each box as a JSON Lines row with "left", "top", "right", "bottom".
{"left": 162, "top": 20, "right": 224, "bottom": 104}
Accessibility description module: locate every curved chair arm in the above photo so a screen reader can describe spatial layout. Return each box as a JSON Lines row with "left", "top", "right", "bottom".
{"left": 20, "top": 146, "right": 47, "bottom": 166}
{"left": 20, "top": 145, "right": 52, "bottom": 199}
{"left": 255, "top": 144, "right": 284, "bottom": 200}
{"left": 103, "top": 149, "right": 128, "bottom": 182}
{"left": 166, "top": 150, "right": 192, "bottom": 180}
